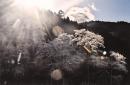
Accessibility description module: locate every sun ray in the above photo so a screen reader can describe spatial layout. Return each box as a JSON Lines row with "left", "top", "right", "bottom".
{"left": 13, "top": 0, "right": 54, "bottom": 10}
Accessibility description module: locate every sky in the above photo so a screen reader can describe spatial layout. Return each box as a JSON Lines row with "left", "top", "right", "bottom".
{"left": 81, "top": 0, "right": 130, "bottom": 22}
{"left": 1, "top": 0, "right": 130, "bottom": 23}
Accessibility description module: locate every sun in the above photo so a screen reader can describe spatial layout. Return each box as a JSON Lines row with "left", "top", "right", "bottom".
{"left": 13, "top": 0, "right": 54, "bottom": 10}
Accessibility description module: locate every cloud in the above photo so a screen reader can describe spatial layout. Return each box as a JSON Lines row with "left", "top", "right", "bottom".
{"left": 63, "top": 1, "right": 98, "bottom": 23}
{"left": 89, "top": 3, "right": 98, "bottom": 11}
{"left": 53, "top": 0, "right": 84, "bottom": 12}
{"left": 65, "top": 7, "right": 95, "bottom": 23}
